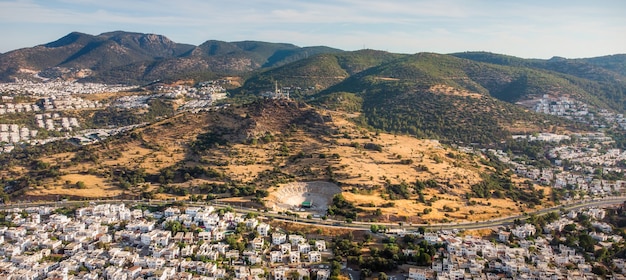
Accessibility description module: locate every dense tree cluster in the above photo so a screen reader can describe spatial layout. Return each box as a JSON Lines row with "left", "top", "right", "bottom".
{"left": 352, "top": 82, "right": 571, "bottom": 145}
{"left": 153, "top": 165, "right": 224, "bottom": 184}
{"left": 327, "top": 194, "right": 360, "bottom": 219}
{"left": 332, "top": 232, "right": 442, "bottom": 276}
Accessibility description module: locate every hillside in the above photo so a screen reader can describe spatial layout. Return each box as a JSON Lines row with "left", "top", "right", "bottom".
{"left": 237, "top": 49, "right": 405, "bottom": 98}
{"left": 232, "top": 52, "right": 625, "bottom": 142}
{"left": 241, "top": 51, "right": 584, "bottom": 144}
{"left": 188, "top": 40, "right": 342, "bottom": 68}
{"left": 583, "top": 54, "right": 626, "bottom": 76}
{"left": 451, "top": 52, "right": 626, "bottom": 112}
{"left": 1, "top": 34, "right": 625, "bottom": 223}
{"left": 0, "top": 100, "right": 552, "bottom": 223}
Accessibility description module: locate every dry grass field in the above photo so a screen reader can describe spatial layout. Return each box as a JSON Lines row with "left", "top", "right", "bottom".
{"left": 30, "top": 173, "right": 123, "bottom": 198}
{"left": 11, "top": 100, "right": 552, "bottom": 223}
{"left": 20, "top": 112, "right": 210, "bottom": 199}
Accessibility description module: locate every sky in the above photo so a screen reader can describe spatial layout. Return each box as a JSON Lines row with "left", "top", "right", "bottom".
{"left": 0, "top": 0, "right": 624, "bottom": 59}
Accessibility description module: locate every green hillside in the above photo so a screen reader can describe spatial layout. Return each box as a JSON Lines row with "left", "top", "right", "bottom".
{"left": 359, "top": 86, "right": 571, "bottom": 144}
{"left": 237, "top": 50, "right": 404, "bottom": 98}
{"left": 451, "top": 52, "right": 626, "bottom": 112}
{"left": 229, "top": 51, "right": 626, "bottom": 143}
{"left": 187, "top": 40, "right": 343, "bottom": 69}
{"left": 327, "top": 52, "right": 588, "bottom": 102}
{"left": 305, "top": 53, "right": 588, "bottom": 144}
{"left": 583, "top": 54, "right": 626, "bottom": 76}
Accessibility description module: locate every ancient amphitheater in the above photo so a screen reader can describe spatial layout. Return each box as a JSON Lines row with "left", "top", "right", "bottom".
{"left": 266, "top": 181, "right": 342, "bottom": 213}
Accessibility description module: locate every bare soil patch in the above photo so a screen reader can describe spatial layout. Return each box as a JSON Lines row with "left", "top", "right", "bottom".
{"left": 32, "top": 173, "right": 123, "bottom": 198}
{"left": 429, "top": 84, "right": 482, "bottom": 98}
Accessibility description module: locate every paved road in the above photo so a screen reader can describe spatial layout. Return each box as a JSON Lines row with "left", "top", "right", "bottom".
{"left": 418, "top": 196, "right": 626, "bottom": 231}
{"left": 2, "top": 196, "right": 625, "bottom": 232}
{"left": 243, "top": 196, "right": 626, "bottom": 231}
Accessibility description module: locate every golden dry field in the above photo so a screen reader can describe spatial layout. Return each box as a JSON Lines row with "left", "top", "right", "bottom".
{"left": 7, "top": 100, "right": 552, "bottom": 223}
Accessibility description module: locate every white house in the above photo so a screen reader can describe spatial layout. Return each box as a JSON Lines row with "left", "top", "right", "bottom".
{"left": 408, "top": 267, "right": 434, "bottom": 280}
{"left": 185, "top": 207, "right": 201, "bottom": 217}
{"left": 257, "top": 223, "right": 270, "bottom": 237}
{"left": 308, "top": 251, "right": 322, "bottom": 263}
{"left": 251, "top": 237, "right": 264, "bottom": 251}
{"left": 512, "top": 224, "right": 536, "bottom": 239}
{"left": 298, "top": 243, "right": 311, "bottom": 254}
{"left": 424, "top": 233, "right": 439, "bottom": 244}
{"left": 289, "top": 251, "right": 300, "bottom": 264}
{"left": 315, "top": 240, "right": 326, "bottom": 251}
{"left": 198, "top": 231, "right": 211, "bottom": 241}
{"left": 212, "top": 229, "right": 225, "bottom": 241}
{"left": 270, "top": 251, "right": 283, "bottom": 263}
{"left": 280, "top": 243, "right": 291, "bottom": 254}
{"left": 127, "top": 266, "right": 142, "bottom": 279}
{"left": 498, "top": 231, "right": 511, "bottom": 242}
{"left": 317, "top": 269, "right": 331, "bottom": 280}
{"left": 289, "top": 235, "right": 305, "bottom": 245}
{"left": 163, "top": 207, "right": 180, "bottom": 217}
{"left": 273, "top": 233, "right": 287, "bottom": 245}
{"left": 273, "top": 266, "right": 288, "bottom": 280}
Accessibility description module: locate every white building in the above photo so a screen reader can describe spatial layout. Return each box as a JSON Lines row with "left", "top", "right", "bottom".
{"left": 257, "top": 223, "right": 270, "bottom": 237}
{"left": 308, "top": 251, "right": 322, "bottom": 263}
{"left": 270, "top": 251, "right": 283, "bottom": 263}
{"left": 272, "top": 233, "right": 287, "bottom": 245}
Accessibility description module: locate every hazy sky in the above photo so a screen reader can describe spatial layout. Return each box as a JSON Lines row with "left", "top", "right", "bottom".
{"left": 0, "top": 0, "right": 624, "bottom": 58}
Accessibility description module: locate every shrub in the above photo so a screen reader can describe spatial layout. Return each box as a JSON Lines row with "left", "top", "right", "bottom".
{"left": 363, "top": 143, "right": 383, "bottom": 152}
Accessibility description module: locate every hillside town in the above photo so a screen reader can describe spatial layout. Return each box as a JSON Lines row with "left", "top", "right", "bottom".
{"left": 522, "top": 95, "right": 626, "bottom": 130}
{"left": 0, "top": 200, "right": 624, "bottom": 280}
{"left": 486, "top": 131, "right": 626, "bottom": 199}
{"left": 0, "top": 81, "right": 135, "bottom": 96}
{"left": 0, "top": 80, "right": 228, "bottom": 153}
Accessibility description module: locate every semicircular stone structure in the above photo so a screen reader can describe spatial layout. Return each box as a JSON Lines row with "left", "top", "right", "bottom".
{"left": 267, "top": 181, "right": 341, "bottom": 213}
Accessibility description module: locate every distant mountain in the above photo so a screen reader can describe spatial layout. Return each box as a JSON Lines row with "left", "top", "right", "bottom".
{"left": 450, "top": 52, "right": 626, "bottom": 112}
{"left": 187, "top": 40, "right": 341, "bottom": 68}
{"left": 54, "top": 32, "right": 193, "bottom": 72}
{"left": 0, "top": 31, "right": 342, "bottom": 83}
{"left": 451, "top": 51, "right": 626, "bottom": 83}
{"left": 582, "top": 54, "right": 626, "bottom": 76}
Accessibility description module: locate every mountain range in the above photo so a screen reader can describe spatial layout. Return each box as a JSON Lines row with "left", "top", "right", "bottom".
{"left": 1, "top": 31, "right": 625, "bottom": 144}
{"left": 0, "top": 31, "right": 341, "bottom": 83}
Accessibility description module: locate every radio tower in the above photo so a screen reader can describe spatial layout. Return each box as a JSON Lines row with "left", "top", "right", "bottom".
{"left": 275, "top": 81, "right": 278, "bottom": 95}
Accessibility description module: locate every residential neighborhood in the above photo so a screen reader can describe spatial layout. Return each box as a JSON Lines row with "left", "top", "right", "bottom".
{"left": 0, "top": 200, "right": 625, "bottom": 279}
{"left": 523, "top": 95, "right": 626, "bottom": 130}
{"left": 0, "top": 80, "right": 229, "bottom": 153}
{"left": 0, "top": 203, "right": 333, "bottom": 280}
{"left": 485, "top": 136, "right": 626, "bottom": 199}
